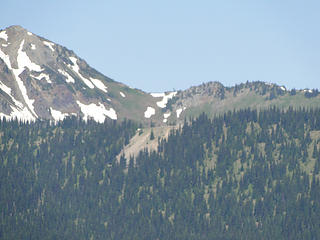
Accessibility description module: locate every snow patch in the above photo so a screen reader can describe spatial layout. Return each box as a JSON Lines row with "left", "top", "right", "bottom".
{"left": 0, "top": 31, "right": 8, "bottom": 41}
{"left": 43, "top": 41, "right": 55, "bottom": 52}
{"left": 17, "top": 40, "right": 43, "bottom": 72}
{"left": 77, "top": 101, "right": 117, "bottom": 122}
{"left": 69, "top": 57, "right": 94, "bottom": 88}
{"left": 0, "top": 80, "right": 24, "bottom": 110}
{"left": 11, "top": 106, "right": 35, "bottom": 122}
{"left": 58, "top": 69, "right": 75, "bottom": 83}
{"left": 0, "top": 49, "right": 26, "bottom": 109}
{"left": 31, "top": 73, "right": 52, "bottom": 83}
{"left": 0, "top": 105, "right": 36, "bottom": 122}
{"left": 31, "top": 44, "right": 36, "bottom": 50}
{"left": 50, "top": 107, "right": 68, "bottom": 121}
{"left": 163, "top": 112, "right": 171, "bottom": 123}
{"left": 153, "top": 92, "right": 177, "bottom": 108}
{"left": 144, "top": 107, "right": 155, "bottom": 118}
{"left": 11, "top": 68, "right": 37, "bottom": 119}
{"left": 11, "top": 40, "right": 41, "bottom": 118}
{"left": 90, "top": 78, "right": 108, "bottom": 93}
{"left": 176, "top": 107, "right": 186, "bottom": 118}
{"left": 303, "top": 89, "right": 313, "bottom": 93}
{"left": 107, "top": 98, "right": 111, "bottom": 102}
{"left": 0, "top": 81, "right": 12, "bottom": 95}
{"left": 120, "top": 91, "right": 126, "bottom": 98}
{"left": 164, "top": 112, "right": 171, "bottom": 119}
{"left": 0, "top": 40, "right": 37, "bottom": 121}
{"left": 2, "top": 44, "right": 8, "bottom": 47}
{"left": 27, "top": 32, "right": 32, "bottom": 36}
{"left": 0, "top": 112, "right": 10, "bottom": 120}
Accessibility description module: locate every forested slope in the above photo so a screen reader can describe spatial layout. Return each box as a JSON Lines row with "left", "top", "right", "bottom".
{"left": 1, "top": 108, "right": 320, "bottom": 239}
{"left": 0, "top": 118, "right": 137, "bottom": 239}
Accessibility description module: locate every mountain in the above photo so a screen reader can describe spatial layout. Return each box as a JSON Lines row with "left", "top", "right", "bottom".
{"left": 2, "top": 25, "right": 320, "bottom": 239}
{"left": 1, "top": 25, "right": 320, "bottom": 126}
{"left": 162, "top": 81, "right": 320, "bottom": 124}
{"left": 0, "top": 25, "right": 170, "bottom": 124}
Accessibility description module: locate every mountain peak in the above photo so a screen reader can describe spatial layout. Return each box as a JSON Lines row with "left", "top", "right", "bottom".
{"left": 5, "top": 25, "right": 25, "bottom": 31}
{"left": 0, "top": 25, "right": 34, "bottom": 45}
{"left": 3, "top": 25, "right": 30, "bottom": 35}
{"left": 0, "top": 26, "right": 160, "bottom": 124}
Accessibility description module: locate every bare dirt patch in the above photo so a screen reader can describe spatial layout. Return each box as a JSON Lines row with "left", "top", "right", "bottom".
{"left": 117, "top": 125, "right": 177, "bottom": 162}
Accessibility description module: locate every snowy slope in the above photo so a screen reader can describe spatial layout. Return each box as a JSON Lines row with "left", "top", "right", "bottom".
{"left": 1, "top": 25, "right": 314, "bottom": 126}
{"left": 0, "top": 25, "right": 162, "bottom": 124}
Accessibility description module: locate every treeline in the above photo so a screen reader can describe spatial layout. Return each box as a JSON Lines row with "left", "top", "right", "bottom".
{"left": 1, "top": 108, "right": 320, "bottom": 239}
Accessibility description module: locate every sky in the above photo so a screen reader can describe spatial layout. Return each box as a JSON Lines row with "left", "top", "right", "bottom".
{"left": 1, "top": 0, "right": 320, "bottom": 92}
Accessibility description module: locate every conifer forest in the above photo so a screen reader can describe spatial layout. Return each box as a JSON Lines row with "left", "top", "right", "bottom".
{"left": 1, "top": 108, "right": 320, "bottom": 239}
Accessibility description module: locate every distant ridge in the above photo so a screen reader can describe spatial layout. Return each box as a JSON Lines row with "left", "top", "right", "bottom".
{"left": 0, "top": 25, "right": 320, "bottom": 125}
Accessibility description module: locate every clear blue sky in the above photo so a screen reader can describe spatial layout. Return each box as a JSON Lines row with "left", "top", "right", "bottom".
{"left": 1, "top": 0, "right": 320, "bottom": 92}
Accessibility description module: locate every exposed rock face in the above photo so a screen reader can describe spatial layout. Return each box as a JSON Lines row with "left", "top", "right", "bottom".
{"left": 0, "top": 25, "right": 161, "bottom": 123}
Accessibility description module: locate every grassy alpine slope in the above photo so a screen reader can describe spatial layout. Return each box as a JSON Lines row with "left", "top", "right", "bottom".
{"left": 165, "top": 81, "right": 320, "bottom": 124}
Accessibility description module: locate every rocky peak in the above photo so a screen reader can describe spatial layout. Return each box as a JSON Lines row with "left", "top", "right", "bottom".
{"left": 0, "top": 25, "right": 161, "bottom": 124}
